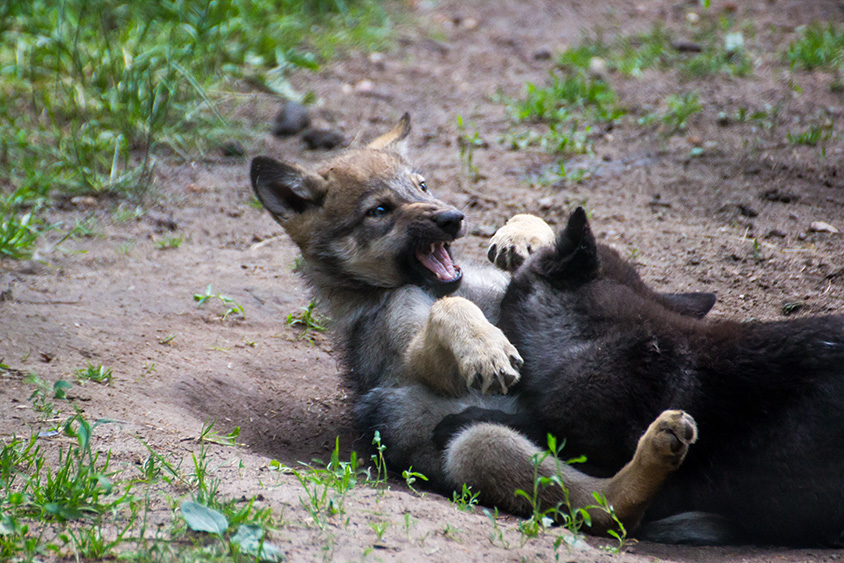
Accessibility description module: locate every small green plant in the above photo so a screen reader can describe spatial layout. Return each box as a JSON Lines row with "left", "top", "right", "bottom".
{"left": 512, "top": 434, "right": 627, "bottom": 547}
{"left": 451, "top": 483, "right": 480, "bottom": 512}
{"left": 198, "top": 420, "right": 243, "bottom": 448}
{"left": 506, "top": 68, "right": 623, "bottom": 156}
{"left": 116, "top": 240, "right": 136, "bottom": 255}
{"left": 370, "top": 431, "right": 388, "bottom": 487}
{"left": 484, "top": 507, "right": 511, "bottom": 549}
{"left": 155, "top": 235, "right": 183, "bottom": 250}
{"left": 66, "top": 215, "right": 99, "bottom": 239}
{"left": 456, "top": 115, "right": 486, "bottom": 182}
{"left": 662, "top": 92, "right": 703, "bottom": 132}
{"left": 441, "top": 523, "right": 462, "bottom": 541}
{"left": 159, "top": 334, "right": 177, "bottom": 345}
{"left": 402, "top": 467, "right": 428, "bottom": 496}
{"left": 788, "top": 23, "right": 844, "bottom": 73}
{"left": 25, "top": 374, "right": 72, "bottom": 423}
{"left": 112, "top": 204, "right": 145, "bottom": 223}
{"left": 0, "top": 207, "right": 43, "bottom": 260}
{"left": 286, "top": 301, "right": 327, "bottom": 339}
{"left": 270, "top": 437, "right": 365, "bottom": 529}
{"left": 74, "top": 363, "right": 113, "bottom": 385}
{"left": 787, "top": 120, "right": 834, "bottom": 146}
{"left": 370, "top": 521, "right": 390, "bottom": 542}
{"left": 751, "top": 238, "right": 762, "bottom": 262}
{"left": 194, "top": 284, "right": 245, "bottom": 320}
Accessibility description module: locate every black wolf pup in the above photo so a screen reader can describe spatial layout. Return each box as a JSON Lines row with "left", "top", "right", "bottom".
{"left": 486, "top": 207, "right": 844, "bottom": 546}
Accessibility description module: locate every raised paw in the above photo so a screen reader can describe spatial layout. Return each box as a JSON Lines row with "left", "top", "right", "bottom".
{"left": 639, "top": 410, "right": 698, "bottom": 470}
{"left": 487, "top": 214, "right": 556, "bottom": 271}
{"left": 458, "top": 325, "right": 523, "bottom": 394}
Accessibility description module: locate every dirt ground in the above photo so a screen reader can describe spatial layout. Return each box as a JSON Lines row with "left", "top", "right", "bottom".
{"left": 2, "top": 0, "right": 844, "bottom": 561}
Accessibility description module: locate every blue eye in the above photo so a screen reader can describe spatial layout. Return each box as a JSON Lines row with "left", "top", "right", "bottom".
{"left": 368, "top": 204, "right": 391, "bottom": 218}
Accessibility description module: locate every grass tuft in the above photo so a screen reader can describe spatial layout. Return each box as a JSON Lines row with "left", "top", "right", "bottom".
{"left": 788, "top": 23, "right": 844, "bottom": 72}
{"left": 0, "top": 0, "right": 391, "bottom": 259}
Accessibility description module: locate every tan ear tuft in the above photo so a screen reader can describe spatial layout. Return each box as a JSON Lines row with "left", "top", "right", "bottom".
{"left": 367, "top": 113, "right": 411, "bottom": 149}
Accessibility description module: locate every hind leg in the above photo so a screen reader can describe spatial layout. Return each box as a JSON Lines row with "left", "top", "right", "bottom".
{"left": 444, "top": 410, "right": 697, "bottom": 535}
{"left": 354, "top": 385, "right": 519, "bottom": 490}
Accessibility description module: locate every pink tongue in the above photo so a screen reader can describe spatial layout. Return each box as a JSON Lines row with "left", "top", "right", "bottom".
{"left": 416, "top": 244, "right": 459, "bottom": 281}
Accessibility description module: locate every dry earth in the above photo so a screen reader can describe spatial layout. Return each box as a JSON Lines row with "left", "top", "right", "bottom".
{"left": 2, "top": 0, "right": 844, "bottom": 561}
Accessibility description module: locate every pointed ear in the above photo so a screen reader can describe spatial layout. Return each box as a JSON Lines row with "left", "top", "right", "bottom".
{"left": 367, "top": 113, "right": 411, "bottom": 150}
{"left": 659, "top": 292, "right": 717, "bottom": 318}
{"left": 250, "top": 156, "right": 326, "bottom": 223}
{"left": 535, "top": 207, "right": 599, "bottom": 285}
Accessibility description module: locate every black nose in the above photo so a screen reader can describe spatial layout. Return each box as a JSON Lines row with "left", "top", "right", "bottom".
{"left": 433, "top": 209, "right": 464, "bottom": 237}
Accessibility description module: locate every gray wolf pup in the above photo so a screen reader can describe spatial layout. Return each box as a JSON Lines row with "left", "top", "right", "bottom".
{"left": 250, "top": 115, "right": 699, "bottom": 536}
{"left": 439, "top": 206, "right": 844, "bottom": 546}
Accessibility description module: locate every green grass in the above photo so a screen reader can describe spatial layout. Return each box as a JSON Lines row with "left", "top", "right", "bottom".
{"left": 787, "top": 120, "right": 834, "bottom": 146}
{"left": 74, "top": 363, "right": 114, "bottom": 385}
{"left": 194, "top": 284, "right": 245, "bottom": 320}
{"left": 662, "top": 92, "right": 703, "bottom": 132}
{"left": 559, "top": 23, "right": 752, "bottom": 79}
{"left": 512, "top": 434, "right": 626, "bottom": 549}
{"left": 286, "top": 301, "right": 328, "bottom": 340}
{"left": 0, "top": 406, "right": 281, "bottom": 561}
{"left": 0, "top": 0, "right": 392, "bottom": 260}
{"left": 505, "top": 69, "right": 623, "bottom": 156}
{"left": 788, "top": 23, "right": 844, "bottom": 72}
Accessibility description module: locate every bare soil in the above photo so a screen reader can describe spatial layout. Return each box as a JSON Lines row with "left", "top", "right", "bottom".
{"left": 2, "top": 0, "right": 843, "bottom": 561}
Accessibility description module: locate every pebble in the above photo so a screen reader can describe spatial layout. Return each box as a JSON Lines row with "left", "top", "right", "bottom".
{"left": 71, "top": 196, "right": 97, "bottom": 209}
{"left": 354, "top": 79, "right": 375, "bottom": 94}
{"left": 272, "top": 101, "right": 311, "bottom": 137}
{"left": 220, "top": 141, "right": 245, "bottom": 157}
{"left": 809, "top": 221, "right": 839, "bottom": 234}
{"left": 302, "top": 129, "right": 346, "bottom": 150}
{"left": 146, "top": 210, "right": 178, "bottom": 232}
{"left": 588, "top": 57, "right": 608, "bottom": 78}
{"left": 471, "top": 224, "right": 497, "bottom": 238}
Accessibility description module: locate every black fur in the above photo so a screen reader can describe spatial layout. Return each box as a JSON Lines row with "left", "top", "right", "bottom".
{"left": 476, "top": 207, "right": 844, "bottom": 546}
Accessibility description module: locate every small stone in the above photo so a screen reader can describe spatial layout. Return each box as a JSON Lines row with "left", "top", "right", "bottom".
{"left": 302, "top": 129, "right": 346, "bottom": 150}
{"left": 673, "top": 41, "right": 703, "bottom": 53}
{"left": 537, "top": 196, "right": 555, "bottom": 209}
{"left": 354, "top": 79, "right": 375, "bottom": 94}
{"left": 588, "top": 57, "right": 608, "bottom": 78}
{"left": 71, "top": 196, "right": 97, "bottom": 209}
{"left": 461, "top": 17, "right": 478, "bottom": 30}
{"left": 686, "top": 11, "right": 700, "bottom": 23}
{"left": 368, "top": 52, "right": 386, "bottom": 71}
{"left": 146, "top": 210, "right": 178, "bottom": 232}
{"left": 737, "top": 204, "right": 758, "bottom": 218}
{"left": 809, "top": 221, "right": 839, "bottom": 234}
{"left": 272, "top": 101, "right": 310, "bottom": 137}
{"left": 765, "top": 229, "right": 787, "bottom": 239}
{"left": 761, "top": 189, "right": 798, "bottom": 203}
{"left": 533, "top": 48, "right": 553, "bottom": 61}
{"left": 471, "top": 224, "right": 497, "bottom": 238}
{"left": 220, "top": 141, "right": 245, "bottom": 157}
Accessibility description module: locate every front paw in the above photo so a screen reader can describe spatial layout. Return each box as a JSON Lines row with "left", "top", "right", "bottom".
{"left": 639, "top": 410, "right": 698, "bottom": 469}
{"left": 457, "top": 326, "right": 523, "bottom": 394}
{"left": 487, "top": 214, "right": 556, "bottom": 271}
